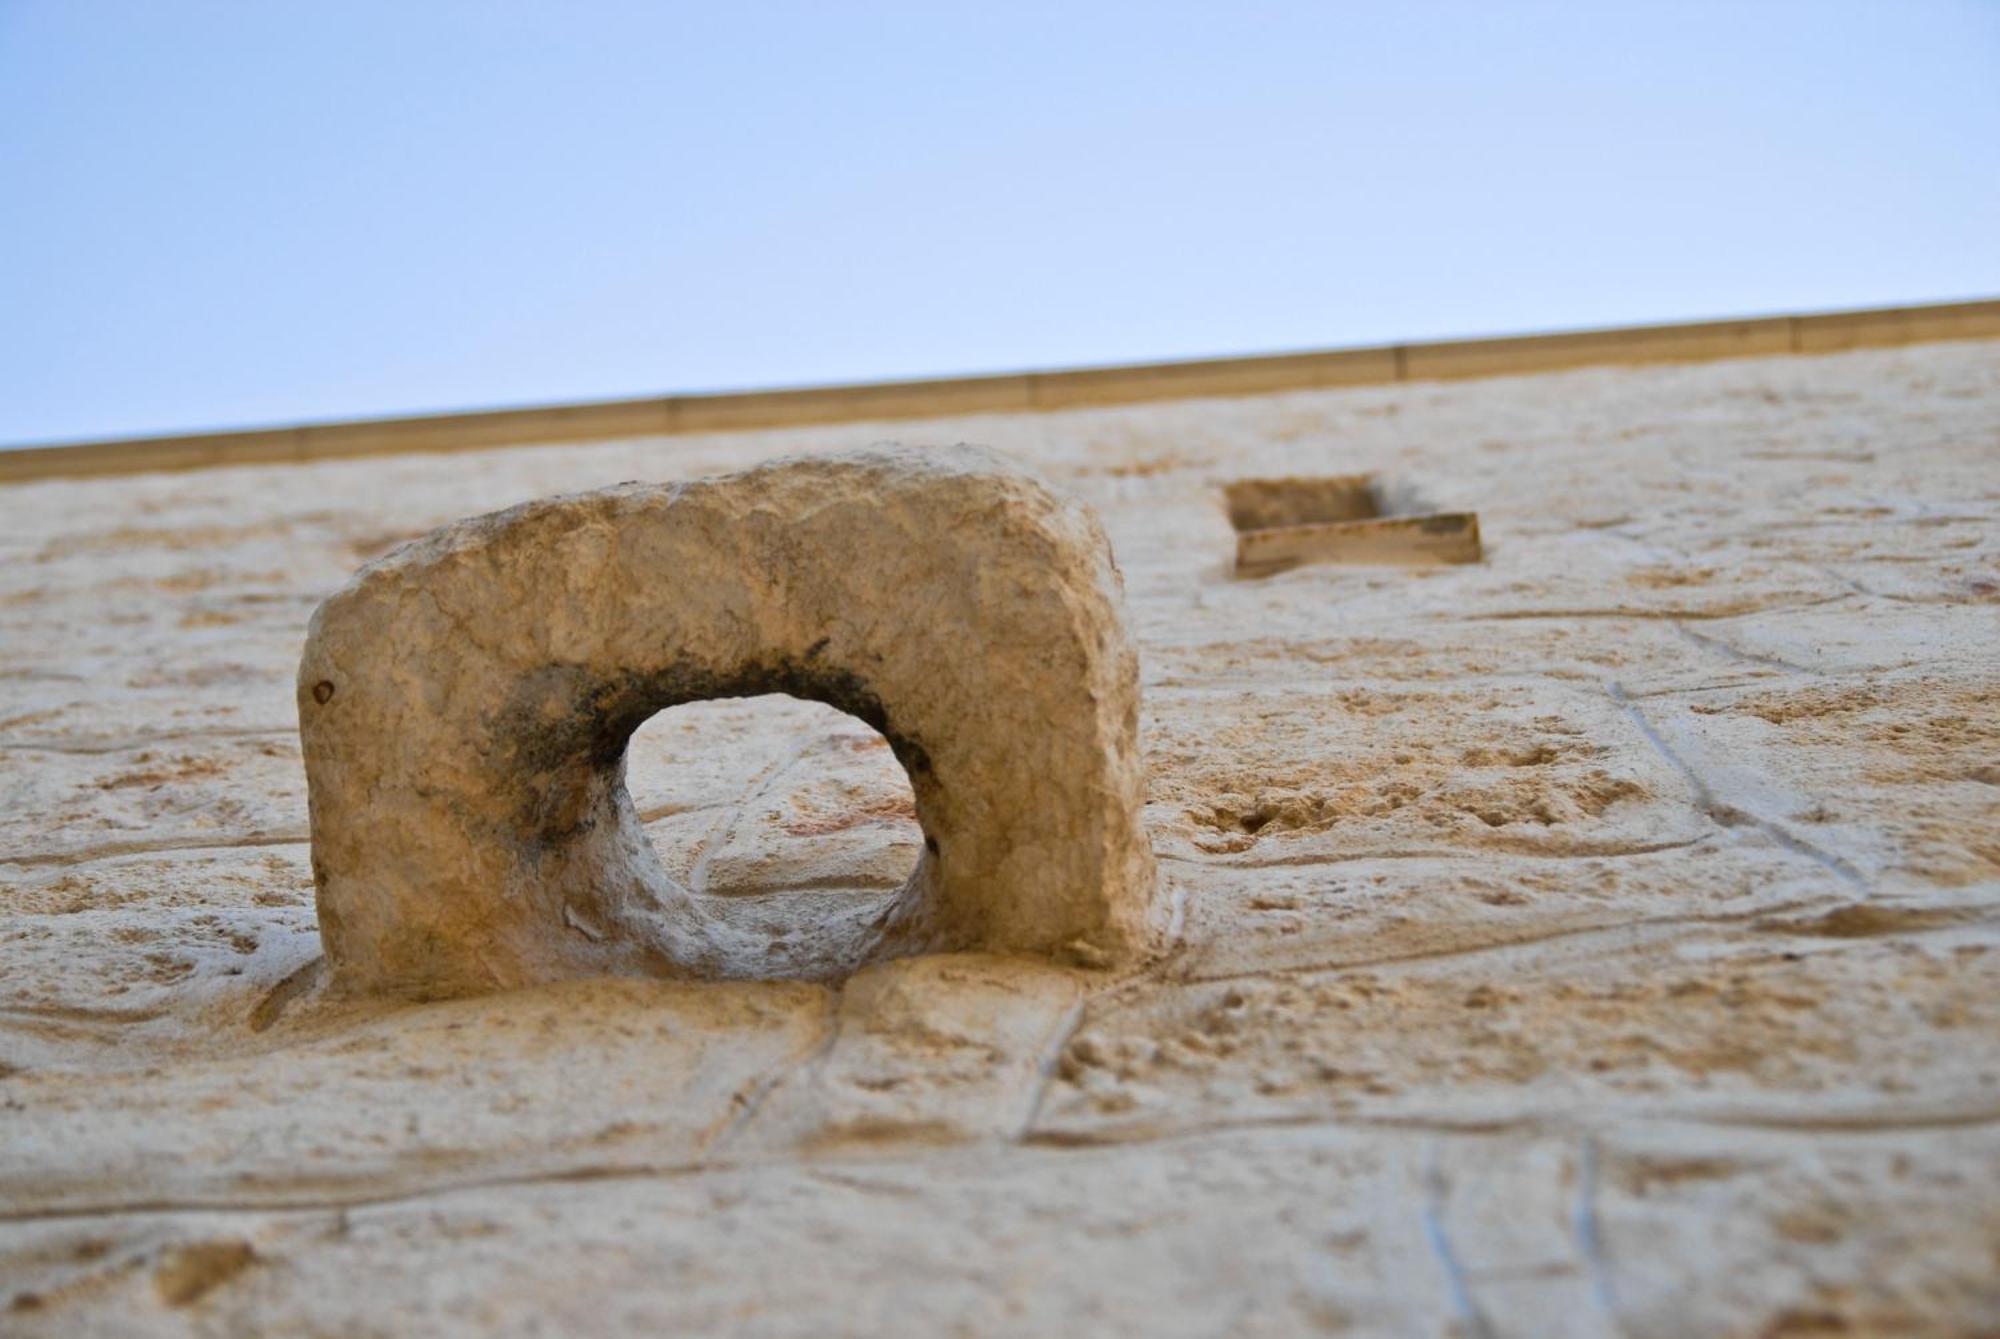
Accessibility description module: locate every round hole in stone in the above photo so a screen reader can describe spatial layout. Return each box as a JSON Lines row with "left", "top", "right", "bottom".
{"left": 624, "top": 694, "right": 922, "bottom": 980}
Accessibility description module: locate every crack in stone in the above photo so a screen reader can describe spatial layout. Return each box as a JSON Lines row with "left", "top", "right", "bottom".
{"left": 4, "top": 832, "right": 309, "bottom": 868}
{"left": 702, "top": 981, "right": 848, "bottom": 1159}
{"left": 1572, "top": 1135, "right": 1621, "bottom": 1323}
{"left": 0, "top": 728, "right": 295, "bottom": 756}
{"left": 1605, "top": 679, "right": 1866, "bottom": 889}
{"left": 1015, "top": 997, "right": 1088, "bottom": 1141}
{"left": 1155, "top": 836, "right": 1708, "bottom": 871}
{"left": 8, "top": 1099, "right": 2000, "bottom": 1228}
{"left": 1671, "top": 620, "right": 1815, "bottom": 674}
{"left": 1421, "top": 1142, "right": 1497, "bottom": 1339}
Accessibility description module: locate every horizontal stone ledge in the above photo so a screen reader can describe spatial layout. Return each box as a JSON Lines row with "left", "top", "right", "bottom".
{"left": 4, "top": 297, "right": 1995, "bottom": 484}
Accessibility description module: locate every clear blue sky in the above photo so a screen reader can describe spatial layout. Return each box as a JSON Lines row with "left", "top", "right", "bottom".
{"left": 3, "top": 1, "right": 1996, "bottom": 445}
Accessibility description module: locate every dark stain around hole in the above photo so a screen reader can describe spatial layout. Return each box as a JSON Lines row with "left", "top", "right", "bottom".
{"left": 500, "top": 656, "right": 933, "bottom": 844}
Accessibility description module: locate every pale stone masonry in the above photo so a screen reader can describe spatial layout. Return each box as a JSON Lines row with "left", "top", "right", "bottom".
{"left": 1, "top": 337, "right": 1997, "bottom": 1335}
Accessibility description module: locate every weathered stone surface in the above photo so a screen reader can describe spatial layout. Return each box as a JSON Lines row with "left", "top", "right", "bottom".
{"left": 297, "top": 444, "right": 1162, "bottom": 997}
{"left": 726, "top": 953, "right": 1086, "bottom": 1154}
{"left": 0, "top": 975, "right": 829, "bottom": 1215}
{"left": 6, "top": 341, "right": 2000, "bottom": 1336}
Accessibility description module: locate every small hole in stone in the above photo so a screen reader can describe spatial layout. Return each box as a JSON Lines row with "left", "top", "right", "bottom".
{"left": 1222, "top": 473, "right": 1481, "bottom": 574}
{"left": 312, "top": 680, "right": 335, "bottom": 704}
{"left": 626, "top": 695, "right": 921, "bottom": 978}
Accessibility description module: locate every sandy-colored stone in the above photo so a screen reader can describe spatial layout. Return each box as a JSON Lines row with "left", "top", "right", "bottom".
{"left": 3, "top": 339, "right": 1999, "bottom": 1336}
{"left": 299, "top": 445, "right": 1162, "bottom": 997}
{"left": 1234, "top": 512, "right": 1484, "bottom": 573}
{"left": 0, "top": 976, "right": 829, "bottom": 1215}
{"left": 729, "top": 953, "right": 1085, "bottom": 1154}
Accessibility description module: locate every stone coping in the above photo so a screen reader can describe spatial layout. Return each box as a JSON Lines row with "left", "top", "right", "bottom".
{"left": 4, "top": 297, "right": 1995, "bottom": 484}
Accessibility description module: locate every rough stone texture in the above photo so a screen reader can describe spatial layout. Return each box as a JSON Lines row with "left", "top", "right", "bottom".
{"left": 299, "top": 445, "right": 1160, "bottom": 997}
{"left": 2, "top": 340, "right": 1999, "bottom": 1336}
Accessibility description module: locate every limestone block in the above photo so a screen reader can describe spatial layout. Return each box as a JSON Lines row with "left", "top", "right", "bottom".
{"left": 298, "top": 445, "right": 1161, "bottom": 997}
{"left": 727, "top": 954, "right": 1085, "bottom": 1154}
{"left": 0, "top": 978, "right": 829, "bottom": 1213}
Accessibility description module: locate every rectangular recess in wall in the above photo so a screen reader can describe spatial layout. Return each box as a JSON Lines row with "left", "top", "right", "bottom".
{"left": 1224, "top": 474, "right": 1481, "bottom": 576}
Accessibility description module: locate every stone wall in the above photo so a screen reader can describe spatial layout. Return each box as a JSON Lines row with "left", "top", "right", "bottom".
{"left": 2, "top": 340, "right": 1997, "bottom": 1334}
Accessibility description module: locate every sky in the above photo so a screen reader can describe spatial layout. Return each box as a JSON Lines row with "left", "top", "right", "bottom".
{"left": 2, "top": 1, "right": 1997, "bottom": 446}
